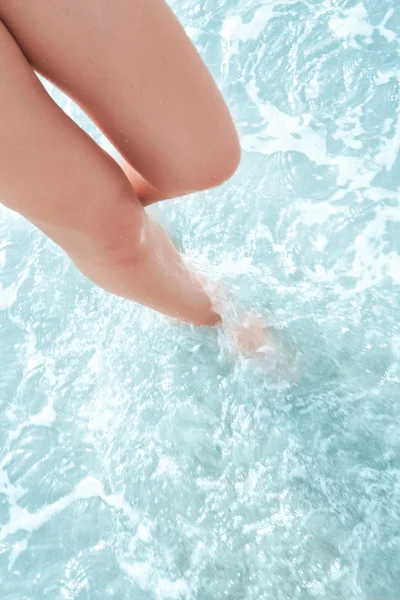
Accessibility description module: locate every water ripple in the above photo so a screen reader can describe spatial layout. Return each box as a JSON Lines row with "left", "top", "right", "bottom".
{"left": 1, "top": 0, "right": 400, "bottom": 598}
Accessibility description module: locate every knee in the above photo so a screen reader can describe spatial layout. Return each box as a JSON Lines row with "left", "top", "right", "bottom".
{"left": 191, "top": 129, "right": 241, "bottom": 192}
{"left": 77, "top": 182, "right": 147, "bottom": 267}
{"left": 176, "top": 129, "right": 241, "bottom": 196}
{"left": 146, "top": 125, "right": 241, "bottom": 198}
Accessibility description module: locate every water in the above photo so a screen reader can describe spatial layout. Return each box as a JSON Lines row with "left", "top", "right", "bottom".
{"left": 1, "top": 0, "right": 400, "bottom": 598}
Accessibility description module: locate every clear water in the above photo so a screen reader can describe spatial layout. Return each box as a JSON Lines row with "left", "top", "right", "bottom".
{"left": 1, "top": 0, "right": 400, "bottom": 598}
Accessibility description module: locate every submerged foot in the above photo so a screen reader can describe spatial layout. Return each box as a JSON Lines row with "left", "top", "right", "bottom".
{"left": 230, "top": 313, "right": 274, "bottom": 357}
{"left": 225, "top": 311, "right": 299, "bottom": 381}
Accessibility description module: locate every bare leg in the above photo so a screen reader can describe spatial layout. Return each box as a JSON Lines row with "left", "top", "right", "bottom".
{"left": 0, "top": 0, "right": 240, "bottom": 205}
{"left": 0, "top": 23, "right": 219, "bottom": 325}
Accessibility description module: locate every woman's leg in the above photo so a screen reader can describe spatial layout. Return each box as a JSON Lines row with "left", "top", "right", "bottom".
{"left": 0, "top": 0, "right": 240, "bottom": 205}
{"left": 0, "top": 22, "right": 219, "bottom": 325}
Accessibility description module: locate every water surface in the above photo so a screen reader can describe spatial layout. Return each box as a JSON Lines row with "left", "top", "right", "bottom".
{"left": 1, "top": 0, "right": 400, "bottom": 598}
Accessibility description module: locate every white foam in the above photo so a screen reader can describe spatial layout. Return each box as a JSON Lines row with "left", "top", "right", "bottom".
{"left": 8, "top": 539, "right": 28, "bottom": 571}
{"left": 156, "top": 577, "right": 190, "bottom": 600}
{"left": 332, "top": 107, "right": 364, "bottom": 150}
{"left": 185, "top": 26, "right": 202, "bottom": 43}
{"left": 349, "top": 205, "right": 400, "bottom": 290}
{"left": 294, "top": 199, "right": 345, "bottom": 227}
{"left": 329, "top": 2, "right": 397, "bottom": 48}
{"left": 243, "top": 80, "right": 345, "bottom": 176}
{"left": 221, "top": 5, "right": 276, "bottom": 43}
{"left": 30, "top": 398, "right": 56, "bottom": 427}
{"left": 0, "top": 494, "right": 74, "bottom": 541}
{"left": 0, "top": 249, "right": 6, "bottom": 271}
{"left": 242, "top": 79, "right": 370, "bottom": 189}
{"left": 376, "top": 68, "right": 400, "bottom": 86}
{"left": 328, "top": 3, "right": 373, "bottom": 48}
{"left": 119, "top": 559, "right": 190, "bottom": 600}
{"left": 0, "top": 253, "right": 30, "bottom": 309}
{"left": 0, "top": 475, "right": 138, "bottom": 544}
{"left": 375, "top": 110, "right": 400, "bottom": 172}
{"left": 151, "top": 456, "right": 181, "bottom": 480}
{"left": 87, "top": 350, "right": 104, "bottom": 374}
{"left": 243, "top": 72, "right": 400, "bottom": 199}
{"left": 0, "top": 464, "right": 25, "bottom": 509}
{"left": 378, "top": 8, "right": 396, "bottom": 42}
{"left": 0, "top": 282, "right": 21, "bottom": 311}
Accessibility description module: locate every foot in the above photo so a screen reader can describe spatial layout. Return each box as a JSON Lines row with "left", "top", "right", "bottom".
{"left": 229, "top": 313, "right": 274, "bottom": 357}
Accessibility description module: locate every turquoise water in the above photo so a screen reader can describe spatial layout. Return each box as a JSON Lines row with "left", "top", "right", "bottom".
{"left": 1, "top": 0, "right": 400, "bottom": 597}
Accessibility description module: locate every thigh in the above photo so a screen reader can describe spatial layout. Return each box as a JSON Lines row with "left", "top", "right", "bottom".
{"left": 0, "top": 0, "right": 239, "bottom": 194}
{"left": 0, "top": 20, "right": 140, "bottom": 258}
